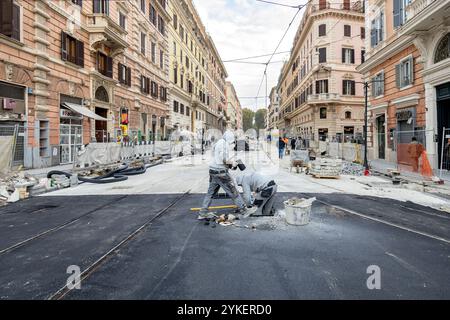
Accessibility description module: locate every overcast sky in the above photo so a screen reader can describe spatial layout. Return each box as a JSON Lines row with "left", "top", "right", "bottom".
{"left": 192, "top": 0, "right": 306, "bottom": 111}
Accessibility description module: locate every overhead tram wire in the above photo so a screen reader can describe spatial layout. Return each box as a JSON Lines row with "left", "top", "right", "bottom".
{"left": 254, "top": 1, "right": 310, "bottom": 108}
{"left": 223, "top": 51, "right": 290, "bottom": 62}
{"left": 254, "top": 0, "right": 305, "bottom": 9}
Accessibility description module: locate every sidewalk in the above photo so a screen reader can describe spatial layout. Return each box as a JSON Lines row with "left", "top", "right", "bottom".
{"left": 369, "top": 158, "right": 450, "bottom": 197}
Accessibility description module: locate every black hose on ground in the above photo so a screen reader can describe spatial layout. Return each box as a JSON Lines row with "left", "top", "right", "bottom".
{"left": 46, "top": 159, "right": 163, "bottom": 184}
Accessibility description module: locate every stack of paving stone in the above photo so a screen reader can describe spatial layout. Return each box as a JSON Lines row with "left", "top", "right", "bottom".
{"left": 341, "top": 161, "right": 364, "bottom": 176}
{"left": 309, "top": 158, "right": 342, "bottom": 178}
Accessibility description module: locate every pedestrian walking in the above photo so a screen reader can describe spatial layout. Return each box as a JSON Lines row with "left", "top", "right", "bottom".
{"left": 277, "top": 137, "right": 286, "bottom": 159}
{"left": 290, "top": 137, "right": 296, "bottom": 150}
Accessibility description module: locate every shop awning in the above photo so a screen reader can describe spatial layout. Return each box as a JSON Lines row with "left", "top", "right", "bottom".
{"left": 62, "top": 103, "right": 108, "bottom": 121}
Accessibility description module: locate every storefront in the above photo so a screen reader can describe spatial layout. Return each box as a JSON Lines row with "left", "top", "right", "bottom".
{"left": 59, "top": 95, "right": 107, "bottom": 164}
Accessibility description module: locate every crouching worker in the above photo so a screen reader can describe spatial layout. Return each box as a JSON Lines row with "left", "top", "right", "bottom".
{"left": 198, "top": 130, "right": 256, "bottom": 220}
{"left": 235, "top": 170, "right": 277, "bottom": 217}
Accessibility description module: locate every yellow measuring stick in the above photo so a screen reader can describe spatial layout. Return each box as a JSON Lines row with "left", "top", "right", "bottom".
{"left": 190, "top": 205, "right": 238, "bottom": 211}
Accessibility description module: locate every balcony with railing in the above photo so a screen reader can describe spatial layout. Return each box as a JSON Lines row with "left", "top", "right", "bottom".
{"left": 402, "top": 0, "right": 447, "bottom": 35}
{"left": 406, "top": 0, "right": 436, "bottom": 20}
{"left": 307, "top": 93, "right": 341, "bottom": 104}
{"left": 86, "top": 14, "right": 128, "bottom": 53}
{"left": 310, "top": 1, "right": 364, "bottom": 14}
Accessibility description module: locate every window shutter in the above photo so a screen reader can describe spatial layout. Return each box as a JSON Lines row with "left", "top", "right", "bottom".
{"left": 342, "top": 80, "right": 346, "bottom": 95}
{"left": 127, "top": 67, "right": 131, "bottom": 86}
{"left": 351, "top": 49, "right": 355, "bottom": 64}
{"left": 106, "top": 56, "right": 113, "bottom": 78}
{"left": 393, "top": 0, "right": 401, "bottom": 28}
{"left": 370, "top": 20, "right": 376, "bottom": 47}
{"left": 105, "top": 0, "right": 109, "bottom": 15}
{"left": 76, "top": 40, "right": 84, "bottom": 67}
{"left": 409, "top": 57, "right": 414, "bottom": 84}
{"left": 93, "top": 0, "right": 100, "bottom": 13}
{"left": 371, "top": 78, "right": 376, "bottom": 97}
{"left": 380, "top": 12, "right": 384, "bottom": 41}
{"left": 140, "top": 75, "right": 144, "bottom": 92}
{"left": 118, "top": 63, "right": 123, "bottom": 82}
{"left": 12, "top": 4, "right": 20, "bottom": 41}
{"left": 315, "top": 81, "right": 319, "bottom": 94}
{"left": 61, "top": 31, "right": 67, "bottom": 61}
{"left": 0, "top": 0, "right": 13, "bottom": 37}
{"left": 146, "top": 78, "right": 150, "bottom": 94}
{"left": 351, "top": 81, "right": 355, "bottom": 95}
{"left": 342, "top": 48, "right": 346, "bottom": 63}
{"left": 380, "top": 71, "right": 385, "bottom": 95}
{"left": 395, "top": 64, "right": 401, "bottom": 88}
{"left": 325, "top": 80, "right": 328, "bottom": 93}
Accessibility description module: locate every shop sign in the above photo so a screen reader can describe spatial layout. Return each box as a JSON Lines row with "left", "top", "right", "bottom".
{"left": 396, "top": 110, "right": 413, "bottom": 121}
{"left": 60, "top": 108, "right": 83, "bottom": 119}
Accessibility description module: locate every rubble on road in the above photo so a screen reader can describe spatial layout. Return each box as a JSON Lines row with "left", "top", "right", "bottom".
{"left": 341, "top": 161, "right": 365, "bottom": 176}
{"left": 0, "top": 171, "right": 38, "bottom": 205}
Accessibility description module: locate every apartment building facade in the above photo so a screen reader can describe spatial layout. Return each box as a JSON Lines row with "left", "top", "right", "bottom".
{"left": 166, "top": 0, "right": 227, "bottom": 138}
{"left": 225, "top": 81, "right": 240, "bottom": 130}
{"left": 0, "top": 0, "right": 170, "bottom": 168}
{"left": 277, "top": 0, "right": 365, "bottom": 142}
{"left": 358, "top": 0, "right": 450, "bottom": 170}
{"left": 267, "top": 86, "right": 280, "bottom": 131}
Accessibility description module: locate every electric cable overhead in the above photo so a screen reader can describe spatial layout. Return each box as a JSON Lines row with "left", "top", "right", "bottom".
{"left": 254, "top": 0, "right": 305, "bottom": 9}
{"left": 223, "top": 51, "right": 290, "bottom": 62}
{"left": 254, "top": 1, "right": 310, "bottom": 106}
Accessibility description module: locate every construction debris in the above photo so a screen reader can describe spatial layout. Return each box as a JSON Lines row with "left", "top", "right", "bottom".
{"left": 310, "top": 158, "right": 342, "bottom": 178}
{"left": 341, "top": 161, "right": 365, "bottom": 176}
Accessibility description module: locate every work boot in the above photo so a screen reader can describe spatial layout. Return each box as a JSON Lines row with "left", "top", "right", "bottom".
{"left": 239, "top": 206, "right": 258, "bottom": 218}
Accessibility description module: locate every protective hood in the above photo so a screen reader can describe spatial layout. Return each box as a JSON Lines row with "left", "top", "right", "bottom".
{"left": 223, "top": 130, "right": 235, "bottom": 144}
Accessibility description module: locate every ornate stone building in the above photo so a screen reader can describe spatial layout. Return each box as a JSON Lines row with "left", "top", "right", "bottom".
{"left": 277, "top": 0, "right": 365, "bottom": 141}
{"left": 0, "top": 0, "right": 170, "bottom": 168}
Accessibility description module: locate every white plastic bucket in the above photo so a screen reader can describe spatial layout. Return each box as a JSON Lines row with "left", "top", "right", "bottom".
{"left": 284, "top": 197, "right": 316, "bottom": 226}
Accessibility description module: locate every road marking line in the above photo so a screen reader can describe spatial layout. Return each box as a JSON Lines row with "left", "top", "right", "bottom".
{"left": 317, "top": 199, "right": 450, "bottom": 245}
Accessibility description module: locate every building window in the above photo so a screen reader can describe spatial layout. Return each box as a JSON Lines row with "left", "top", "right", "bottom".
{"left": 173, "top": 67, "right": 178, "bottom": 84}
{"left": 95, "top": 86, "right": 109, "bottom": 102}
{"left": 97, "top": 52, "right": 112, "bottom": 78}
{"left": 141, "top": 33, "right": 146, "bottom": 55}
{"left": 151, "top": 42, "right": 156, "bottom": 63}
{"left": 186, "top": 106, "right": 190, "bottom": 116}
{"left": 151, "top": 81, "right": 159, "bottom": 98}
{"left": 173, "top": 101, "right": 179, "bottom": 113}
{"left": 140, "top": 0, "right": 145, "bottom": 13}
{"left": 434, "top": 33, "right": 450, "bottom": 63}
{"left": 158, "top": 15, "right": 165, "bottom": 35}
{"left": 320, "top": 107, "right": 327, "bottom": 119}
{"left": 315, "top": 79, "right": 328, "bottom": 94}
{"left": 180, "top": 104, "right": 184, "bottom": 115}
{"left": 372, "top": 71, "right": 384, "bottom": 97}
{"left": 119, "top": 12, "right": 126, "bottom": 29}
{"left": 371, "top": 12, "right": 384, "bottom": 48}
{"left": 93, "top": 0, "right": 109, "bottom": 14}
{"left": 141, "top": 75, "right": 150, "bottom": 94}
{"left": 61, "top": 32, "right": 84, "bottom": 67}
{"left": 395, "top": 57, "right": 413, "bottom": 88}
{"left": 342, "top": 48, "right": 355, "bottom": 64}
{"left": 393, "top": 0, "right": 409, "bottom": 28}
{"left": 118, "top": 63, "right": 131, "bottom": 86}
{"left": 179, "top": 25, "right": 184, "bottom": 41}
{"left": 345, "top": 111, "right": 351, "bottom": 119}
{"left": 160, "top": 86, "right": 167, "bottom": 102}
{"left": 160, "top": 50, "right": 164, "bottom": 69}
{"left": 318, "top": 47, "right": 327, "bottom": 63}
{"left": 39, "top": 120, "right": 50, "bottom": 157}
{"left": 360, "top": 27, "right": 365, "bottom": 39}
{"left": 318, "top": 24, "right": 326, "bottom": 37}
{"left": 149, "top": 5, "right": 157, "bottom": 25}
{"left": 173, "top": 14, "right": 178, "bottom": 29}
{"left": 361, "top": 49, "right": 366, "bottom": 64}
{"left": 343, "top": 80, "right": 355, "bottom": 95}
{"left": 344, "top": 25, "right": 351, "bottom": 37}
{"left": 0, "top": 1, "right": 21, "bottom": 41}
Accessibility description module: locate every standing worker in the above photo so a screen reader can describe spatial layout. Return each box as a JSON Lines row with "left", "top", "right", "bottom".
{"left": 277, "top": 137, "right": 286, "bottom": 159}
{"left": 198, "top": 130, "right": 256, "bottom": 220}
{"left": 407, "top": 136, "right": 425, "bottom": 173}
{"left": 235, "top": 170, "right": 277, "bottom": 217}
{"left": 290, "top": 137, "right": 296, "bottom": 151}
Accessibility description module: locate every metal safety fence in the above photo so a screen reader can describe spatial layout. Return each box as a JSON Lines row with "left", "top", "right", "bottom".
{"left": 0, "top": 124, "right": 25, "bottom": 171}
{"left": 440, "top": 128, "right": 450, "bottom": 178}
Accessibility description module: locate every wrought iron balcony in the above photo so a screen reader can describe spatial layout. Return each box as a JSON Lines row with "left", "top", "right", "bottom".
{"left": 307, "top": 93, "right": 341, "bottom": 104}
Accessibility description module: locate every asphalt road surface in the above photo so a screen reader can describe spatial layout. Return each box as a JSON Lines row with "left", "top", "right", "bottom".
{"left": 0, "top": 190, "right": 449, "bottom": 299}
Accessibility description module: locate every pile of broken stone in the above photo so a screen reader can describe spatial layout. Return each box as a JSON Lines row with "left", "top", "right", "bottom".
{"left": 0, "top": 171, "right": 73, "bottom": 206}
